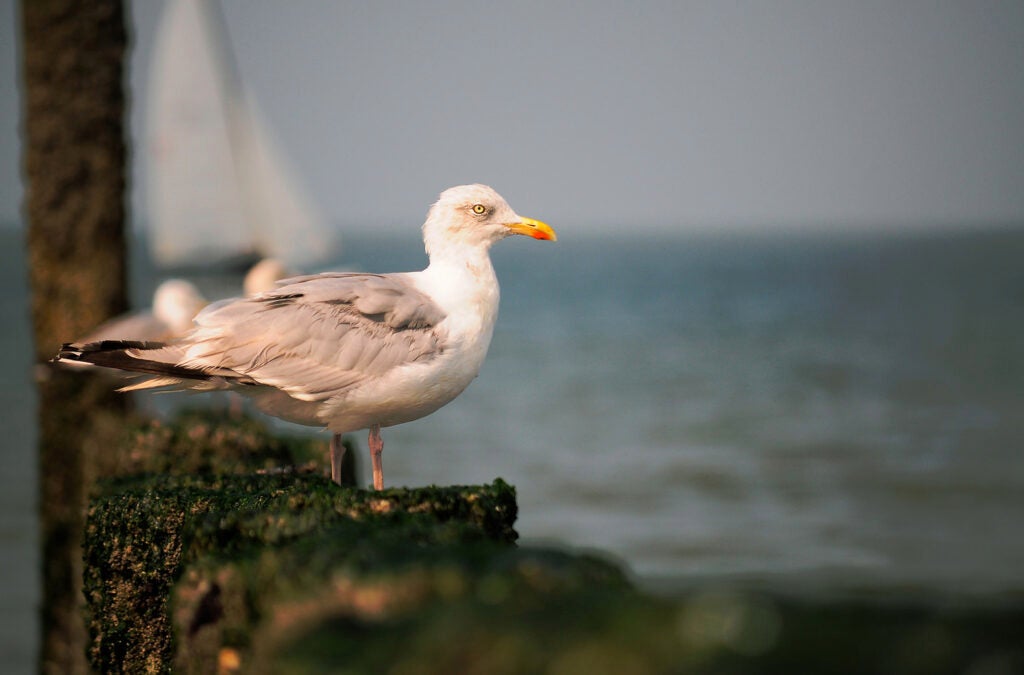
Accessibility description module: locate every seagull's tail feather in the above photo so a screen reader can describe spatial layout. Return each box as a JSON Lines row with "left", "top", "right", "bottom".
{"left": 54, "top": 340, "right": 244, "bottom": 392}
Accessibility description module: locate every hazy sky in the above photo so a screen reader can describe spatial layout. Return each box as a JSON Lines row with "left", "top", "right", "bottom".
{"left": 2, "top": 1, "right": 1023, "bottom": 234}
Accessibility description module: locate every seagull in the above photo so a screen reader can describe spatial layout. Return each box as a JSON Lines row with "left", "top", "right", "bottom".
{"left": 77, "top": 257, "right": 289, "bottom": 347}
{"left": 77, "top": 278, "right": 208, "bottom": 344}
{"left": 55, "top": 184, "right": 556, "bottom": 489}
{"left": 243, "top": 258, "right": 293, "bottom": 296}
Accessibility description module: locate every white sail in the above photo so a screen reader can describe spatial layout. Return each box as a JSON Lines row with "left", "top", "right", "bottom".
{"left": 232, "top": 97, "right": 338, "bottom": 268}
{"left": 145, "top": 0, "right": 338, "bottom": 269}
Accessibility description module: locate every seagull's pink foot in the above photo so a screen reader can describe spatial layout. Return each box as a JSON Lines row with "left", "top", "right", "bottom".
{"left": 329, "top": 433, "right": 345, "bottom": 486}
{"left": 369, "top": 424, "right": 384, "bottom": 490}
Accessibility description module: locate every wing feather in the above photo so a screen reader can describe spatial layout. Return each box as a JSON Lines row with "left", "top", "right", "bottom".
{"left": 179, "top": 273, "right": 446, "bottom": 401}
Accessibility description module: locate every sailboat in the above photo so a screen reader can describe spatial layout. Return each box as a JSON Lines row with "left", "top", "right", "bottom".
{"left": 145, "top": 0, "right": 339, "bottom": 270}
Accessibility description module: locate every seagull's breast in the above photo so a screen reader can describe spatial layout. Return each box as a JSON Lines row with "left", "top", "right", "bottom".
{"left": 320, "top": 258, "right": 501, "bottom": 432}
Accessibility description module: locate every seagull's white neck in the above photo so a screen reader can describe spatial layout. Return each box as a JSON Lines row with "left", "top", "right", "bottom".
{"left": 417, "top": 241, "right": 501, "bottom": 337}
{"left": 425, "top": 236, "right": 494, "bottom": 272}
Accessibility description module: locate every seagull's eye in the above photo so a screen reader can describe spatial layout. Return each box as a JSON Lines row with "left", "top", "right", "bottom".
{"left": 472, "top": 204, "right": 487, "bottom": 215}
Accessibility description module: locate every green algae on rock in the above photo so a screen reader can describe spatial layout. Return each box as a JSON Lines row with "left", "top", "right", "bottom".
{"left": 84, "top": 472, "right": 518, "bottom": 673}
{"left": 94, "top": 408, "right": 333, "bottom": 480}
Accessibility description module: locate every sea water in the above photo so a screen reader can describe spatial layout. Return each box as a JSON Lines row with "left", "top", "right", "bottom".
{"left": 3, "top": 225, "right": 1024, "bottom": 666}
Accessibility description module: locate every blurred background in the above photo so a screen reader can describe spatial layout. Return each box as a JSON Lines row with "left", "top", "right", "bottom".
{"left": 3, "top": 1, "right": 1024, "bottom": 670}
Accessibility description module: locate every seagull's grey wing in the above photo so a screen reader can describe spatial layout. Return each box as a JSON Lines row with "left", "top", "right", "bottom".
{"left": 181, "top": 273, "right": 446, "bottom": 401}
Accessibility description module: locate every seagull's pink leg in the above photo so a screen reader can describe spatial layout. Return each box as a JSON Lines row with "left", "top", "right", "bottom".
{"left": 330, "top": 433, "right": 345, "bottom": 486}
{"left": 369, "top": 424, "right": 384, "bottom": 490}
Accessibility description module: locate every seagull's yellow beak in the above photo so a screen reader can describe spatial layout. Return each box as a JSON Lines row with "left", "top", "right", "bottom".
{"left": 506, "top": 217, "right": 557, "bottom": 241}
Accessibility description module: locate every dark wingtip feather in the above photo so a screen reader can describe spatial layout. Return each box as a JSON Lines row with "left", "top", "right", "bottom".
{"left": 79, "top": 340, "right": 168, "bottom": 352}
{"left": 53, "top": 339, "right": 215, "bottom": 382}
{"left": 54, "top": 343, "right": 85, "bottom": 363}
{"left": 55, "top": 340, "right": 167, "bottom": 363}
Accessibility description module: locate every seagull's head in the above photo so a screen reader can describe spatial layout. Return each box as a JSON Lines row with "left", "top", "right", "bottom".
{"left": 423, "top": 184, "right": 556, "bottom": 255}
{"left": 152, "top": 279, "right": 207, "bottom": 333}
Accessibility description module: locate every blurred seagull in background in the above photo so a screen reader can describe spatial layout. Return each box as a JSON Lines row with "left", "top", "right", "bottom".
{"left": 243, "top": 258, "right": 293, "bottom": 296}
{"left": 78, "top": 278, "right": 208, "bottom": 345}
{"left": 73, "top": 255, "right": 292, "bottom": 349}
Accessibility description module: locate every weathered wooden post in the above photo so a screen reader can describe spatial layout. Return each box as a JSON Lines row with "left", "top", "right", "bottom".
{"left": 20, "top": 1, "right": 129, "bottom": 672}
